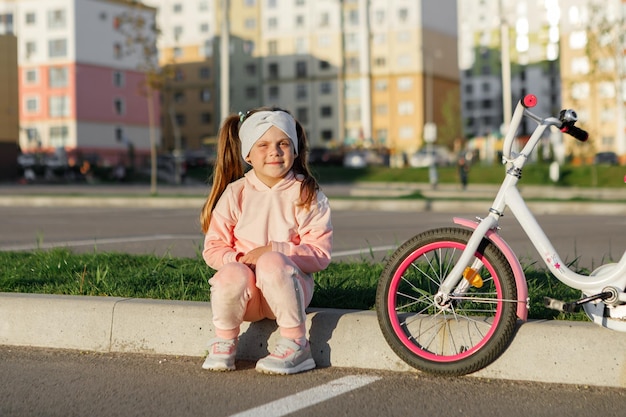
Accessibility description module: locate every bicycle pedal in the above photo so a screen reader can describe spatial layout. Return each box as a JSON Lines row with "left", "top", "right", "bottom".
{"left": 543, "top": 297, "right": 580, "bottom": 313}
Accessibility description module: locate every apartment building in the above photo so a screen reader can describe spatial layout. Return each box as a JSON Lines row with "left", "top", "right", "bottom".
{"left": 458, "top": 0, "right": 562, "bottom": 140}
{"left": 0, "top": 33, "right": 18, "bottom": 181}
{"left": 0, "top": 0, "right": 160, "bottom": 167}
{"left": 559, "top": 0, "right": 626, "bottom": 161}
{"left": 145, "top": 0, "right": 459, "bottom": 159}
{"left": 458, "top": 0, "right": 626, "bottom": 162}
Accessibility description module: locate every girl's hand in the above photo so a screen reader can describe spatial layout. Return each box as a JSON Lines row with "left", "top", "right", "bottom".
{"left": 239, "top": 245, "right": 272, "bottom": 269}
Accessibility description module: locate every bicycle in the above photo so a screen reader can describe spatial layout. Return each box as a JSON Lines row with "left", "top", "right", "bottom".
{"left": 375, "top": 94, "right": 626, "bottom": 376}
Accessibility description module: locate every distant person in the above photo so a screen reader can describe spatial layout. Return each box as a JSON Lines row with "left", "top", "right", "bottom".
{"left": 458, "top": 154, "right": 470, "bottom": 190}
{"left": 199, "top": 108, "right": 333, "bottom": 374}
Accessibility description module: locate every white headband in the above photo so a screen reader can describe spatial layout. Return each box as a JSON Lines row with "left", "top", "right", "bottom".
{"left": 239, "top": 111, "right": 298, "bottom": 159}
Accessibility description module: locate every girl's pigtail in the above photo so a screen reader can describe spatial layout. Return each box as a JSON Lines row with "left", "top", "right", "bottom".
{"left": 200, "top": 115, "right": 245, "bottom": 233}
{"left": 292, "top": 119, "right": 319, "bottom": 209}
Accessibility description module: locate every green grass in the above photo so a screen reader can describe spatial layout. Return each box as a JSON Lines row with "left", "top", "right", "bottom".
{"left": 187, "top": 162, "right": 626, "bottom": 189}
{"left": 0, "top": 248, "right": 588, "bottom": 321}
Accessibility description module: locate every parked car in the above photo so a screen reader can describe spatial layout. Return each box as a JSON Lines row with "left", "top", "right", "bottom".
{"left": 409, "top": 146, "right": 454, "bottom": 168}
{"left": 308, "top": 147, "right": 344, "bottom": 165}
{"left": 594, "top": 151, "right": 619, "bottom": 165}
{"left": 343, "top": 149, "right": 386, "bottom": 168}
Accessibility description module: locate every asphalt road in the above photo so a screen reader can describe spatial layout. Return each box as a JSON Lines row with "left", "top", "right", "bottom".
{"left": 2, "top": 346, "right": 625, "bottom": 417}
{"left": 1, "top": 205, "right": 625, "bottom": 271}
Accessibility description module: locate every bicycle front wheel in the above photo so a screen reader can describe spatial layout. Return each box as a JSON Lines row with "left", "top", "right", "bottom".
{"left": 376, "top": 227, "right": 518, "bottom": 376}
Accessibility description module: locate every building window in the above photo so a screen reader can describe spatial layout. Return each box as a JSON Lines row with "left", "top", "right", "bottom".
{"left": 245, "top": 63, "right": 256, "bottom": 76}
{"left": 268, "top": 63, "right": 279, "bottom": 79}
{"left": 348, "top": 10, "right": 358, "bottom": 25}
{"left": 114, "top": 42, "right": 122, "bottom": 59}
{"left": 399, "top": 126, "right": 413, "bottom": 140}
{"left": 296, "top": 84, "right": 307, "bottom": 100}
{"left": 173, "top": 91, "right": 185, "bottom": 103}
{"left": 25, "top": 12, "right": 35, "bottom": 25}
{"left": 175, "top": 114, "right": 185, "bottom": 126}
{"left": 375, "top": 80, "right": 387, "bottom": 91}
{"left": 245, "top": 18, "right": 256, "bottom": 29}
{"left": 319, "top": 12, "right": 329, "bottom": 27}
{"left": 398, "top": 8, "right": 409, "bottom": 22}
{"left": 295, "top": 37, "right": 308, "bottom": 54}
{"left": 25, "top": 96, "right": 39, "bottom": 114}
{"left": 49, "top": 67, "right": 68, "bottom": 88}
{"left": 25, "top": 69, "right": 38, "bottom": 84}
{"left": 199, "top": 67, "right": 210, "bottom": 79}
{"left": 397, "top": 77, "right": 412, "bottom": 91}
{"left": 296, "top": 61, "right": 307, "bottom": 78}
{"left": 245, "top": 86, "right": 258, "bottom": 99}
{"left": 47, "top": 9, "right": 66, "bottom": 29}
{"left": 200, "top": 112, "right": 212, "bottom": 124}
{"left": 320, "top": 82, "right": 331, "bottom": 94}
{"left": 296, "top": 107, "right": 308, "bottom": 124}
{"left": 25, "top": 41, "right": 36, "bottom": 58}
{"left": 398, "top": 101, "right": 414, "bottom": 115}
{"left": 200, "top": 23, "right": 209, "bottom": 32}
{"left": 49, "top": 96, "right": 70, "bottom": 117}
{"left": 173, "top": 47, "right": 183, "bottom": 58}
{"left": 319, "top": 60, "right": 330, "bottom": 70}
{"left": 569, "top": 31, "right": 586, "bottom": 49}
{"left": 111, "top": 71, "right": 125, "bottom": 88}
{"left": 173, "top": 3, "right": 183, "bottom": 13}
{"left": 173, "top": 26, "right": 183, "bottom": 41}
{"left": 320, "top": 106, "right": 332, "bottom": 117}
{"left": 48, "top": 39, "right": 67, "bottom": 58}
{"left": 268, "top": 40, "right": 278, "bottom": 55}
{"left": 268, "top": 85, "right": 279, "bottom": 101}
{"left": 321, "top": 130, "right": 333, "bottom": 141}
{"left": 268, "top": 17, "right": 278, "bottom": 30}
{"left": 49, "top": 125, "right": 69, "bottom": 147}
{"left": 113, "top": 98, "right": 125, "bottom": 115}
{"left": 200, "top": 89, "right": 211, "bottom": 102}
{"left": 243, "top": 40, "right": 255, "bottom": 55}
{"left": 201, "top": 40, "right": 213, "bottom": 57}
{"left": 0, "top": 13, "right": 13, "bottom": 34}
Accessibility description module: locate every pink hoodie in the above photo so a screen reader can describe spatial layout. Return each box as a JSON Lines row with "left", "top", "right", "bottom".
{"left": 203, "top": 170, "right": 333, "bottom": 274}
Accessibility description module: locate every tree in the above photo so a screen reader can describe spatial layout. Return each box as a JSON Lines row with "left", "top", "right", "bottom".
{"left": 564, "top": 0, "right": 625, "bottom": 167}
{"left": 114, "top": 5, "right": 164, "bottom": 195}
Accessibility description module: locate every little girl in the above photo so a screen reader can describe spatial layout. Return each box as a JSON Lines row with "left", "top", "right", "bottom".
{"left": 199, "top": 107, "right": 333, "bottom": 375}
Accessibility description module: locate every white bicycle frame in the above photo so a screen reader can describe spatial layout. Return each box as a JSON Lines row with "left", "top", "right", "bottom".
{"left": 438, "top": 97, "right": 626, "bottom": 329}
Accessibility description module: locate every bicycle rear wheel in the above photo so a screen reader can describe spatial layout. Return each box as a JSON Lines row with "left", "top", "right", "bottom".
{"left": 376, "top": 227, "right": 518, "bottom": 376}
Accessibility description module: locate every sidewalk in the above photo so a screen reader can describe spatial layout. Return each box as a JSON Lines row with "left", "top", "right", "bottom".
{"left": 1, "top": 183, "right": 626, "bottom": 388}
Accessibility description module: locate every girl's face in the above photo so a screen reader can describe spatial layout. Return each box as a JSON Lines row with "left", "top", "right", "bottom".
{"left": 246, "top": 125, "right": 296, "bottom": 187}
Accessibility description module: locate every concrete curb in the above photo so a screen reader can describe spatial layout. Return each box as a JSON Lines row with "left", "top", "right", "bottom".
{"left": 2, "top": 292, "right": 625, "bottom": 388}
{"left": 2, "top": 195, "right": 626, "bottom": 215}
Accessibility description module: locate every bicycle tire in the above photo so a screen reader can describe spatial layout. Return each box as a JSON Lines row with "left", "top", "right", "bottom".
{"left": 376, "top": 227, "right": 518, "bottom": 376}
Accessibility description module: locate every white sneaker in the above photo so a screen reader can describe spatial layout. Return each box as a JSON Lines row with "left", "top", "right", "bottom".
{"left": 202, "top": 337, "right": 237, "bottom": 371}
{"left": 255, "top": 338, "right": 316, "bottom": 375}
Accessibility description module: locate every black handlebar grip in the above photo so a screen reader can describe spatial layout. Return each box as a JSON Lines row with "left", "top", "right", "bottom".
{"left": 561, "top": 125, "right": 589, "bottom": 142}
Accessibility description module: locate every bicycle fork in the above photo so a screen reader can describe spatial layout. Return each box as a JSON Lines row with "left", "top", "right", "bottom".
{"left": 434, "top": 214, "right": 500, "bottom": 308}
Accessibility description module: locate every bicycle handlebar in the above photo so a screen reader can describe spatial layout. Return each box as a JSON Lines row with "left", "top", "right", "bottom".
{"left": 503, "top": 94, "right": 589, "bottom": 162}
{"left": 560, "top": 124, "right": 589, "bottom": 142}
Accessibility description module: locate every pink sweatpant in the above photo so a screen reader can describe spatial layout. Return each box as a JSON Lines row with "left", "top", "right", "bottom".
{"left": 208, "top": 251, "right": 314, "bottom": 341}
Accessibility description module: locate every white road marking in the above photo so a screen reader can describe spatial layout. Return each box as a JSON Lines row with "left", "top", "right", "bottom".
{"left": 229, "top": 375, "right": 381, "bottom": 417}
{"left": 0, "top": 239, "right": 396, "bottom": 259}
{"left": 0, "top": 234, "right": 201, "bottom": 251}
{"left": 332, "top": 245, "right": 396, "bottom": 257}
